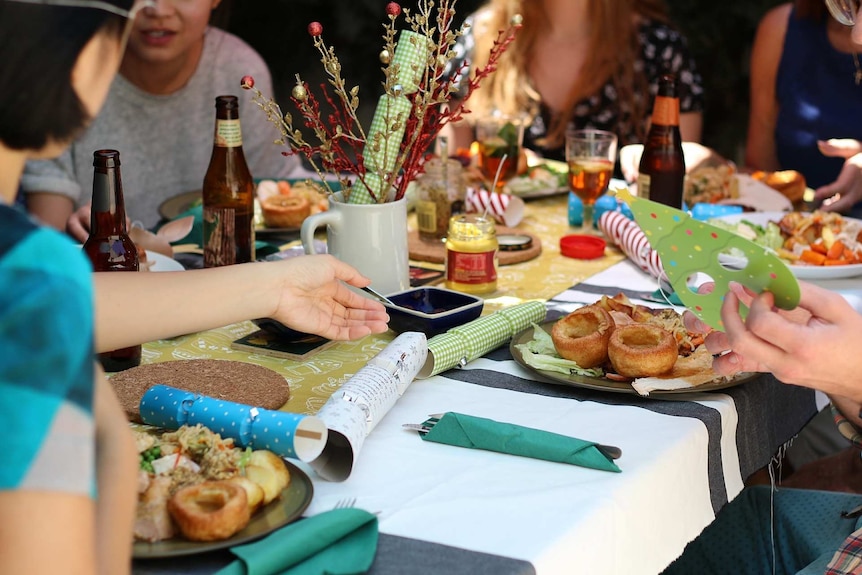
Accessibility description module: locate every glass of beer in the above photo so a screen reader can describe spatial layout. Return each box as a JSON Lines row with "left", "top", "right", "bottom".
{"left": 566, "top": 129, "right": 618, "bottom": 234}
{"left": 475, "top": 114, "right": 526, "bottom": 190}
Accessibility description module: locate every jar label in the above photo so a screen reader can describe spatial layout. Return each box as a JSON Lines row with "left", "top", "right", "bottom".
{"left": 651, "top": 95, "right": 679, "bottom": 127}
{"left": 416, "top": 200, "right": 437, "bottom": 234}
{"left": 214, "top": 119, "right": 243, "bottom": 147}
{"left": 446, "top": 249, "right": 497, "bottom": 284}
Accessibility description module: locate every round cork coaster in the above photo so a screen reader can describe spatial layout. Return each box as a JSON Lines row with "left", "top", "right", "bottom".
{"left": 110, "top": 359, "right": 290, "bottom": 423}
{"left": 408, "top": 226, "right": 542, "bottom": 265}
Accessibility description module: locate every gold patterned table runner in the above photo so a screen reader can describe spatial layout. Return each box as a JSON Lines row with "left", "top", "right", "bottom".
{"left": 142, "top": 194, "right": 625, "bottom": 414}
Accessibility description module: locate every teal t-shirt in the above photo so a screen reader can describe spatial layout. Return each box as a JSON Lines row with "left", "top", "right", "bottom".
{"left": 0, "top": 205, "right": 95, "bottom": 496}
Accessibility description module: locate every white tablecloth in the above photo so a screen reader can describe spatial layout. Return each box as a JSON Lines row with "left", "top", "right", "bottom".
{"left": 296, "top": 260, "right": 821, "bottom": 575}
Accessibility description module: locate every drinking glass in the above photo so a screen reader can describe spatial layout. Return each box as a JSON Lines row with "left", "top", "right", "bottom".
{"left": 475, "top": 114, "right": 526, "bottom": 190}
{"left": 565, "top": 129, "right": 618, "bottom": 234}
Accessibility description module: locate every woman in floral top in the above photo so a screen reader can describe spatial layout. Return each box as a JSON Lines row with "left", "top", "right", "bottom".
{"left": 445, "top": 0, "right": 704, "bottom": 161}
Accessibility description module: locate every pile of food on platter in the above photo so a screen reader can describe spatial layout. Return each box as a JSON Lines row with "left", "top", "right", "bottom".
{"left": 683, "top": 164, "right": 739, "bottom": 206}
{"left": 133, "top": 424, "right": 290, "bottom": 543}
{"left": 255, "top": 179, "right": 329, "bottom": 228}
{"left": 515, "top": 294, "right": 722, "bottom": 386}
{"left": 711, "top": 210, "right": 862, "bottom": 267}
{"left": 750, "top": 169, "right": 807, "bottom": 204}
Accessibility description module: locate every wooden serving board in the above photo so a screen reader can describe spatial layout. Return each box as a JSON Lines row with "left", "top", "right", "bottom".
{"left": 408, "top": 226, "right": 542, "bottom": 265}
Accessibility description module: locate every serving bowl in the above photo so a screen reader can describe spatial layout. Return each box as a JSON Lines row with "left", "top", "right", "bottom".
{"left": 383, "top": 287, "right": 484, "bottom": 337}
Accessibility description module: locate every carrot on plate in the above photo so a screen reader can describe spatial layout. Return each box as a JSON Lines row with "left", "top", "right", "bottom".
{"left": 826, "top": 240, "right": 846, "bottom": 260}
{"left": 800, "top": 249, "right": 827, "bottom": 265}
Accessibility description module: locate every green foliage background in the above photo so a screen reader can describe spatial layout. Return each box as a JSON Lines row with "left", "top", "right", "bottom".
{"left": 228, "top": 0, "right": 784, "bottom": 163}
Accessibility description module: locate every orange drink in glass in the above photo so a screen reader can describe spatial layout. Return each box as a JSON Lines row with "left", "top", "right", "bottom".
{"left": 565, "top": 129, "right": 617, "bottom": 234}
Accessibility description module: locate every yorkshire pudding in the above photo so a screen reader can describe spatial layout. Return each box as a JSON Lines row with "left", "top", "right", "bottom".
{"left": 261, "top": 195, "right": 311, "bottom": 228}
{"left": 167, "top": 480, "right": 250, "bottom": 542}
{"left": 608, "top": 324, "right": 677, "bottom": 378}
{"left": 551, "top": 305, "right": 614, "bottom": 368}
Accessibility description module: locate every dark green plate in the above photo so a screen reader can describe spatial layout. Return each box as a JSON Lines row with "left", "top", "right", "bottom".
{"left": 132, "top": 460, "right": 313, "bottom": 559}
{"left": 509, "top": 320, "right": 755, "bottom": 396}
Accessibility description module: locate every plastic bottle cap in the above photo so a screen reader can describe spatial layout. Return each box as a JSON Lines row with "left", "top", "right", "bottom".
{"left": 560, "top": 234, "right": 607, "bottom": 260}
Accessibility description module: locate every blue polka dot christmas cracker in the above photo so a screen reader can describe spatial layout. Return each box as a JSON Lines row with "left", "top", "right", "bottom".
{"left": 616, "top": 188, "right": 800, "bottom": 330}
{"left": 139, "top": 385, "right": 328, "bottom": 462}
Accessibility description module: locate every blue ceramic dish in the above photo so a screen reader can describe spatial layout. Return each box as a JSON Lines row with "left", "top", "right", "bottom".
{"left": 383, "top": 287, "right": 484, "bottom": 337}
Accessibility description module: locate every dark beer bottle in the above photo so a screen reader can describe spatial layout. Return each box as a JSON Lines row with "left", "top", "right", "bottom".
{"left": 637, "top": 74, "right": 686, "bottom": 208}
{"left": 203, "top": 95, "right": 255, "bottom": 267}
{"left": 82, "top": 149, "right": 142, "bottom": 372}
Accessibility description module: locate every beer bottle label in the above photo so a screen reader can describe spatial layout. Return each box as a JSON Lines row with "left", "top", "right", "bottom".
{"left": 651, "top": 95, "right": 679, "bottom": 127}
{"left": 214, "top": 119, "right": 243, "bottom": 148}
{"left": 203, "top": 206, "right": 238, "bottom": 266}
{"left": 637, "top": 173, "right": 651, "bottom": 200}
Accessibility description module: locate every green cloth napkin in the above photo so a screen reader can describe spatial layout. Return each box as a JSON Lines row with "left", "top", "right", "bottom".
{"left": 215, "top": 508, "right": 378, "bottom": 575}
{"left": 419, "top": 300, "right": 546, "bottom": 378}
{"left": 420, "top": 412, "right": 621, "bottom": 473}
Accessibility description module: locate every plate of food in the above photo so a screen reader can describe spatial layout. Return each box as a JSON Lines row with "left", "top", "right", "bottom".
{"left": 710, "top": 211, "right": 862, "bottom": 280}
{"left": 503, "top": 158, "right": 569, "bottom": 199}
{"left": 132, "top": 424, "right": 313, "bottom": 559}
{"left": 156, "top": 179, "right": 334, "bottom": 236}
{"left": 683, "top": 166, "right": 793, "bottom": 212}
{"left": 510, "top": 295, "right": 755, "bottom": 396}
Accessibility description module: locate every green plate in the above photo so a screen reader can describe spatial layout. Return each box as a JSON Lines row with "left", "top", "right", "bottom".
{"left": 132, "top": 460, "right": 313, "bottom": 559}
{"left": 509, "top": 320, "right": 755, "bottom": 396}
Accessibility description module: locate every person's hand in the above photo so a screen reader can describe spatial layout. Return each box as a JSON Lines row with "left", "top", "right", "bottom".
{"left": 66, "top": 204, "right": 92, "bottom": 243}
{"left": 700, "top": 281, "right": 862, "bottom": 402}
{"left": 813, "top": 141, "right": 862, "bottom": 213}
{"left": 269, "top": 254, "right": 390, "bottom": 341}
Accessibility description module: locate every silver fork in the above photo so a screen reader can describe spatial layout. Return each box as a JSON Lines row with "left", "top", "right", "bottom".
{"left": 333, "top": 497, "right": 356, "bottom": 510}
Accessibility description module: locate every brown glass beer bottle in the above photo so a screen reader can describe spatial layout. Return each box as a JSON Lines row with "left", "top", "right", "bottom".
{"left": 203, "top": 95, "right": 255, "bottom": 267}
{"left": 637, "top": 74, "right": 686, "bottom": 208}
{"left": 82, "top": 149, "right": 142, "bottom": 372}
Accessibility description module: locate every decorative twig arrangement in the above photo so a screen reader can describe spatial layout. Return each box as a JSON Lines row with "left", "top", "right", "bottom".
{"left": 242, "top": 1, "right": 521, "bottom": 204}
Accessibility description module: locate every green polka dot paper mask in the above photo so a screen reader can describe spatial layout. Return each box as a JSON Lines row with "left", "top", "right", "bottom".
{"left": 616, "top": 189, "right": 800, "bottom": 329}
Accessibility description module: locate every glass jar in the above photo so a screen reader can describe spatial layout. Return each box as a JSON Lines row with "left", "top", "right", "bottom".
{"left": 445, "top": 214, "right": 498, "bottom": 294}
{"left": 415, "top": 158, "right": 466, "bottom": 241}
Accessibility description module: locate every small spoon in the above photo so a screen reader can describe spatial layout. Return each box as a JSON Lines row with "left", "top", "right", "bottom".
{"left": 362, "top": 285, "right": 396, "bottom": 306}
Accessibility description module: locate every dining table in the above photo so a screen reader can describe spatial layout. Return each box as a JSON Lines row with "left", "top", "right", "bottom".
{"left": 131, "top": 191, "right": 849, "bottom": 575}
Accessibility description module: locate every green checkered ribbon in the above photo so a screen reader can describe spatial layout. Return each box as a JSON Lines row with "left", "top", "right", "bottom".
{"left": 418, "top": 300, "right": 547, "bottom": 378}
{"left": 391, "top": 30, "right": 431, "bottom": 95}
{"left": 349, "top": 173, "right": 383, "bottom": 205}
{"left": 363, "top": 94, "right": 412, "bottom": 175}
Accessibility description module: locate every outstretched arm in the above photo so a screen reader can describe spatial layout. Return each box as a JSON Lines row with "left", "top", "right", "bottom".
{"left": 92, "top": 254, "right": 389, "bottom": 351}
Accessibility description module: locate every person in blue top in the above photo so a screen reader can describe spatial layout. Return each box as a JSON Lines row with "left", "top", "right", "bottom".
{"left": 747, "top": 0, "right": 862, "bottom": 215}
{"left": 0, "top": 1, "right": 389, "bottom": 572}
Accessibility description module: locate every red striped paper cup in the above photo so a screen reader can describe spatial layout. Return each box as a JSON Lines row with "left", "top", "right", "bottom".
{"left": 465, "top": 188, "right": 525, "bottom": 227}
{"left": 598, "top": 211, "right": 664, "bottom": 278}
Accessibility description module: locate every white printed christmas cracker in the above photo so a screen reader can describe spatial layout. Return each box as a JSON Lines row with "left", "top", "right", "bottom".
{"left": 310, "top": 331, "right": 428, "bottom": 481}
{"left": 139, "top": 385, "right": 328, "bottom": 462}
{"left": 599, "top": 210, "right": 664, "bottom": 279}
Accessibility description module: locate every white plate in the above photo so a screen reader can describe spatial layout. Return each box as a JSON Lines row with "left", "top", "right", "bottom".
{"left": 146, "top": 251, "right": 184, "bottom": 272}
{"left": 713, "top": 211, "right": 862, "bottom": 280}
{"left": 721, "top": 174, "right": 793, "bottom": 212}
